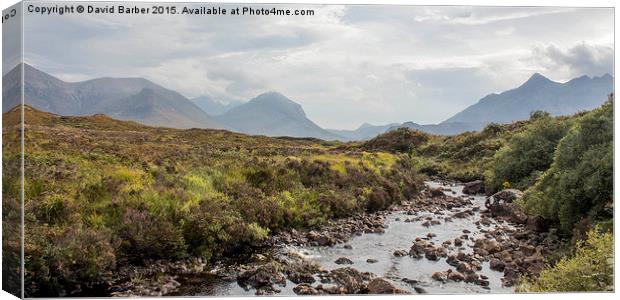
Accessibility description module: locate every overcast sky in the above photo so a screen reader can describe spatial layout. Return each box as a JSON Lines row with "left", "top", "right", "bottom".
{"left": 17, "top": 3, "right": 614, "bottom": 129}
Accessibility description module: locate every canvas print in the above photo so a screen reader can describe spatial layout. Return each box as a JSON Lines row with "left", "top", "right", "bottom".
{"left": 1, "top": 1, "right": 615, "bottom": 297}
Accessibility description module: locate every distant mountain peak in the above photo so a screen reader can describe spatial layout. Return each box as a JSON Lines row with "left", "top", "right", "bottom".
{"left": 244, "top": 92, "right": 306, "bottom": 118}
{"left": 215, "top": 91, "right": 341, "bottom": 140}
{"left": 521, "top": 72, "right": 554, "bottom": 88}
{"left": 251, "top": 91, "right": 298, "bottom": 106}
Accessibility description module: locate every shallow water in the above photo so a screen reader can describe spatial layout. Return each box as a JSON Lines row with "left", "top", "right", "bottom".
{"left": 170, "top": 181, "right": 516, "bottom": 295}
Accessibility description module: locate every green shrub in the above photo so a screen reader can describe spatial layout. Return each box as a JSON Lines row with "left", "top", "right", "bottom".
{"left": 517, "top": 228, "right": 613, "bottom": 292}
{"left": 486, "top": 111, "right": 571, "bottom": 192}
{"left": 520, "top": 97, "right": 613, "bottom": 233}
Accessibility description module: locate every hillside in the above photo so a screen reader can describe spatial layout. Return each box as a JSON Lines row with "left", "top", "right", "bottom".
{"left": 4, "top": 105, "right": 420, "bottom": 296}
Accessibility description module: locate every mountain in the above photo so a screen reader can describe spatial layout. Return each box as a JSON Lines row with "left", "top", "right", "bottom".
{"left": 328, "top": 122, "right": 399, "bottom": 141}
{"left": 191, "top": 96, "right": 242, "bottom": 116}
{"left": 442, "top": 72, "right": 614, "bottom": 126}
{"left": 2, "top": 64, "right": 223, "bottom": 129}
{"left": 216, "top": 92, "right": 343, "bottom": 140}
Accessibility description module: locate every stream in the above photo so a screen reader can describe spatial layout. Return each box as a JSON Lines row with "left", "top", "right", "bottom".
{"left": 168, "top": 181, "right": 518, "bottom": 295}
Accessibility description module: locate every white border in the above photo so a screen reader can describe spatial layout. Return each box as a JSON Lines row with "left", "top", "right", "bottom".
{"left": 0, "top": 1, "right": 617, "bottom": 300}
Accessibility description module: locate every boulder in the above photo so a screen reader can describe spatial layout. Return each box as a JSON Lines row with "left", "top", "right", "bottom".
{"left": 464, "top": 273, "right": 479, "bottom": 283}
{"left": 474, "top": 239, "right": 502, "bottom": 254}
{"left": 432, "top": 271, "right": 448, "bottom": 282}
{"left": 425, "top": 250, "right": 439, "bottom": 261}
{"left": 489, "top": 258, "right": 505, "bottom": 272}
{"left": 487, "top": 203, "right": 528, "bottom": 224}
{"left": 329, "top": 267, "right": 366, "bottom": 294}
{"left": 367, "top": 278, "right": 408, "bottom": 294}
{"left": 335, "top": 257, "right": 354, "bottom": 265}
{"left": 410, "top": 241, "right": 427, "bottom": 255}
{"left": 462, "top": 180, "right": 484, "bottom": 195}
{"left": 237, "top": 262, "right": 286, "bottom": 289}
{"left": 448, "top": 271, "right": 465, "bottom": 282}
{"left": 456, "top": 262, "right": 475, "bottom": 274}
{"left": 288, "top": 269, "right": 316, "bottom": 284}
{"left": 293, "top": 284, "right": 320, "bottom": 295}
{"left": 308, "top": 232, "right": 336, "bottom": 247}
{"left": 446, "top": 255, "right": 459, "bottom": 267}
{"left": 486, "top": 189, "right": 524, "bottom": 207}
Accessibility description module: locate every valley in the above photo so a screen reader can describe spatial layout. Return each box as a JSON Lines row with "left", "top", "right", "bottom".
{"left": 2, "top": 94, "right": 613, "bottom": 296}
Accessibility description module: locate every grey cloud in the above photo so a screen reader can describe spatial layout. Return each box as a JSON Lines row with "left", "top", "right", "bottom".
{"left": 532, "top": 43, "right": 613, "bottom": 77}
{"left": 18, "top": 3, "right": 615, "bottom": 129}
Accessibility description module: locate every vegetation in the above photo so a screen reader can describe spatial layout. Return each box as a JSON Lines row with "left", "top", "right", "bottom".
{"left": 485, "top": 111, "right": 573, "bottom": 192}
{"left": 3, "top": 106, "right": 422, "bottom": 296}
{"left": 517, "top": 228, "right": 613, "bottom": 292}
{"left": 357, "top": 119, "right": 531, "bottom": 183}
{"left": 518, "top": 97, "right": 613, "bottom": 234}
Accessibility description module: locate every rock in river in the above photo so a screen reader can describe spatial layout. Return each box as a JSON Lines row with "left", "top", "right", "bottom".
{"left": 293, "top": 284, "right": 320, "bottom": 295}
{"left": 335, "top": 257, "right": 354, "bottom": 265}
{"left": 367, "top": 278, "right": 408, "bottom": 294}
{"left": 489, "top": 258, "right": 506, "bottom": 272}
{"left": 329, "top": 267, "right": 367, "bottom": 294}
{"left": 462, "top": 180, "right": 484, "bottom": 195}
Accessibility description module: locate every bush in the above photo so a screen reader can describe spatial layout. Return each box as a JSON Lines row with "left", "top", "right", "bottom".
{"left": 362, "top": 128, "right": 429, "bottom": 153}
{"left": 519, "top": 96, "right": 613, "bottom": 233}
{"left": 25, "top": 225, "right": 117, "bottom": 296}
{"left": 486, "top": 111, "right": 571, "bottom": 192}
{"left": 517, "top": 228, "right": 613, "bottom": 292}
{"left": 117, "top": 208, "right": 186, "bottom": 262}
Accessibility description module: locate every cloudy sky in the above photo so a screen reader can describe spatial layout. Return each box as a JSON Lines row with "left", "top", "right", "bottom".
{"left": 16, "top": 3, "right": 614, "bottom": 129}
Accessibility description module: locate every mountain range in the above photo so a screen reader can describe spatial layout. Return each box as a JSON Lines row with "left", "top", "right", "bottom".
{"left": 2, "top": 64, "right": 613, "bottom": 140}
{"left": 443, "top": 72, "right": 613, "bottom": 124}
{"left": 2, "top": 64, "right": 223, "bottom": 129}
{"left": 334, "top": 72, "right": 613, "bottom": 140}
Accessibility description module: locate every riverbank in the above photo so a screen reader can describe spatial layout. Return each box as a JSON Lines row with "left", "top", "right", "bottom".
{"left": 106, "top": 179, "right": 559, "bottom": 296}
